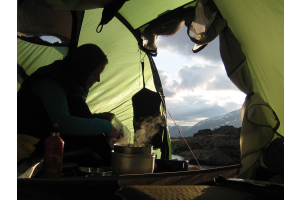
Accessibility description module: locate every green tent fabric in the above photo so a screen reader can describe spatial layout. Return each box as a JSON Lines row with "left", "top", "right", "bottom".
{"left": 214, "top": 0, "right": 284, "bottom": 135}
{"left": 17, "top": 0, "right": 284, "bottom": 179}
{"left": 214, "top": 0, "right": 284, "bottom": 179}
{"left": 78, "top": 9, "right": 157, "bottom": 136}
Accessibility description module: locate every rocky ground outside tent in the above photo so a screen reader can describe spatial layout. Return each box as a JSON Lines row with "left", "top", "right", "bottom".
{"left": 171, "top": 125, "right": 241, "bottom": 166}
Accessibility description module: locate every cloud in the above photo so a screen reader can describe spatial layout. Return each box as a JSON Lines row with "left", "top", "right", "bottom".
{"left": 158, "top": 69, "right": 176, "bottom": 97}
{"left": 221, "top": 101, "right": 244, "bottom": 111}
{"left": 160, "top": 76, "right": 245, "bottom": 125}
{"left": 165, "top": 96, "right": 229, "bottom": 126}
{"left": 164, "top": 91, "right": 245, "bottom": 126}
{"left": 162, "top": 62, "right": 237, "bottom": 92}
{"left": 163, "top": 88, "right": 176, "bottom": 98}
{"left": 156, "top": 57, "right": 245, "bottom": 125}
{"left": 174, "top": 64, "right": 217, "bottom": 91}
{"left": 157, "top": 69, "right": 170, "bottom": 86}
{"left": 206, "top": 73, "right": 238, "bottom": 91}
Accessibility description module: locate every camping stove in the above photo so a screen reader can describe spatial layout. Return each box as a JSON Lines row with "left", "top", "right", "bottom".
{"left": 111, "top": 145, "right": 156, "bottom": 175}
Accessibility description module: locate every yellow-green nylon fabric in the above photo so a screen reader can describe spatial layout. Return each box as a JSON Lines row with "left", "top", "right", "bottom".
{"left": 78, "top": 9, "right": 156, "bottom": 139}
{"left": 17, "top": 39, "right": 68, "bottom": 76}
{"left": 214, "top": 0, "right": 284, "bottom": 135}
{"left": 17, "top": 39, "right": 69, "bottom": 93}
{"left": 119, "top": 0, "right": 194, "bottom": 29}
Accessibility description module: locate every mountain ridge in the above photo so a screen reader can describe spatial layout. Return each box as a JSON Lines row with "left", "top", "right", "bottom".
{"left": 168, "top": 108, "right": 242, "bottom": 138}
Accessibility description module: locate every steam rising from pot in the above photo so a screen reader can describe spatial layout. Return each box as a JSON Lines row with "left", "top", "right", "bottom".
{"left": 133, "top": 116, "right": 166, "bottom": 147}
{"left": 114, "top": 116, "right": 166, "bottom": 147}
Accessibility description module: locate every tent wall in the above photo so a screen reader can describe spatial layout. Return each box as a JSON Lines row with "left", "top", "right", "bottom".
{"left": 214, "top": 0, "right": 284, "bottom": 135}
{"left": 17, "top": 39, "right": 69, "bottom": 80}
{"left": 17, "top": 39, "right": 69, "bottom": 99}
{"left": 77, "top": 8, "right": 157, "bottom": 139}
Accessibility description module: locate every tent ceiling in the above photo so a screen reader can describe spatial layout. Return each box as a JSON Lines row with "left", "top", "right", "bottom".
{"left": 119, "top": 0, "right": 194, "bottom": 29}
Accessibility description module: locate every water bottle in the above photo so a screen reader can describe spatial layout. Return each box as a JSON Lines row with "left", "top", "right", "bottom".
{"left": 43, "top": 124, "right": 64, "bottom": 178}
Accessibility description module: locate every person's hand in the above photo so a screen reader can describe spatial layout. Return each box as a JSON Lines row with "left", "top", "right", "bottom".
{"left": 107, "top": 126, "right": 123, "bottom": 149}
{"left": 108, "top": 126, "right": 123, "bottom": 139}
{"left": 101, "top": 112, "right": 115, "bottom": 122}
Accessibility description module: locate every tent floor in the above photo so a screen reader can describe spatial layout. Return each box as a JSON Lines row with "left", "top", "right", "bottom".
{"left": 117, "top": 185, "right": 255, "bottom": 200}
{"left": 18, "top": 165, "right": 241, "bottom": 200}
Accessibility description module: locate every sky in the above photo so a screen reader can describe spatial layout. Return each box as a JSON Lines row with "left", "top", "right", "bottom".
{"left": 153, "top": 26, "right": 246, "bottom": 127}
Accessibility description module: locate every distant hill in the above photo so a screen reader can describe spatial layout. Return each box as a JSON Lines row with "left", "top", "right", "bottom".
{"left": 168, "top": 126, "right": 192, "bottom": 138}
{"left": 168, "top": 109, "right": 242, "bottom": 138}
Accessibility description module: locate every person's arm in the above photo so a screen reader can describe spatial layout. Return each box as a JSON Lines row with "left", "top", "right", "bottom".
{"left": 93, "top": 112, "right": 115, "bottom": 122}
{"left": 31, "top": 77, "right": 112, "bottom": 136}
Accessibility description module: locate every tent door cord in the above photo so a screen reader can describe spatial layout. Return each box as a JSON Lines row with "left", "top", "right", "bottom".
{"left": 165, "top": 106, "right": 202, "bottom": 169}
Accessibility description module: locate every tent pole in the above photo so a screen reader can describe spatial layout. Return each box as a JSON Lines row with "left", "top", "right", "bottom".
{"left": 69, "top": 11, "right": 85, "bottom": 53}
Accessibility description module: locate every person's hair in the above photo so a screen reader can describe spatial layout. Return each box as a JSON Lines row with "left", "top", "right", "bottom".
{"left": 100, "top": 56, "right": 109, "bottom": 65}
{"left": 67, "top": 44, "right": 108, "bottom": 84}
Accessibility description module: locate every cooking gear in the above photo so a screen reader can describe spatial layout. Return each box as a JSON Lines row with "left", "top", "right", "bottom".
{"left": 112, "top": 151, "right": 156, "bottom": 175}
{"left": 114, "top": 144, "right": 153, "bottom": 154}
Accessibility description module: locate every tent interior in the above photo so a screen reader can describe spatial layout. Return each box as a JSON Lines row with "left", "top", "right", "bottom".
{"left": 17, "top": 0, "right": 284, "bottom": 199}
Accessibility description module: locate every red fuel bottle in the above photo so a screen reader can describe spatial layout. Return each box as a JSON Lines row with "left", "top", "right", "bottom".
{"left": 43, "top": 124, "right": 64, "bottom": 178}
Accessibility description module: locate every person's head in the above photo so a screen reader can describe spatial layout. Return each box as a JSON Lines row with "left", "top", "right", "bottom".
{"left": 21, "top": 44, "right": 108, "bottom": 99}
{"left": 84, "top": 59, "right": 108, "bottom": 89}
{"left": 64, "top": 44, "right": 108, "bottom": 88}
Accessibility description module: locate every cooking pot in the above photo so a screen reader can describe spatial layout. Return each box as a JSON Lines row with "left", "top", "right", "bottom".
{"left": 113, "top": 144, "right": 153, "bottom": 154}
{"left": 112, "top": 152, "right": 156, "bottom": 175}
{"left": 112, "top": 145, "right": 155, "bottom": 175}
